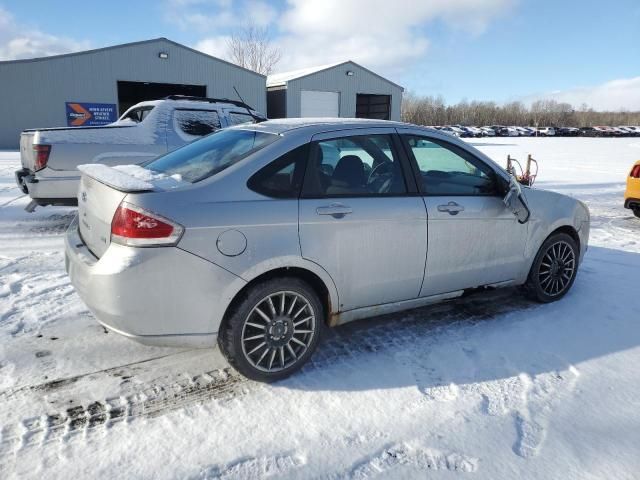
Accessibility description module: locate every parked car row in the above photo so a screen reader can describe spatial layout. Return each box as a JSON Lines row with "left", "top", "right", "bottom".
{"left": 432, "top": 125, "right": 640, "bottom": 138}
{"left": 579, "top": 126, "right": 640, "bottom": 137}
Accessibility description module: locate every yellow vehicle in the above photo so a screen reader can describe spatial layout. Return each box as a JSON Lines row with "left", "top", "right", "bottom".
{"left": 625, "top": 160, "right": 640, "bottom": 218}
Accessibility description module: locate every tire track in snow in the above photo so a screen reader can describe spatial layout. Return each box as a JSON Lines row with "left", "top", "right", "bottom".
{"left": 0, "top": 289, "right": 536, "bottom": 459}
{"left": 0, "top": 194, "right": 26, "bottom": 208}
{"left": 0, "top": 368, "right": 244, "bottom": 457}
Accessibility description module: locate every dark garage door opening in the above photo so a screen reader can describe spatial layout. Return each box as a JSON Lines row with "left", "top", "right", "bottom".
{"left": 117, "top": 81, "right": 206, "bottom": 114}
{"left": 356, "top": 94, "right": 391, "bottom": 120}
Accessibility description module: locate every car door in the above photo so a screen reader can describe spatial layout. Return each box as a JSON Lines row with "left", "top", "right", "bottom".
{"left": 398, "top": 130, "right": 528, "bottom": 297}
{"left": 298, "top": 128, "right": 428, "bottom": 312}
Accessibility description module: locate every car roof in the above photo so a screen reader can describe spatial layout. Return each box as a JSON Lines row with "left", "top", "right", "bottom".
{"left": 128, "top": 98, "right": 260, "bottom": 112}
{"left": 242, "top": 117, "right": 414, "bottom": 135}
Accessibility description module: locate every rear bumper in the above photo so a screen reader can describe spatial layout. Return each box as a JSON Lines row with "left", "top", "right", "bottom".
{"left": 15, "top": 167, "right": 79, "bottom": 204}
{"left": 15, "top": 168, "right": 31, "bottom": 194}
{"left": 624, "top": 197, "right": 640, "bottom": 210}
{"left": 64, "top": 216, "right": 246, "bottom": 348}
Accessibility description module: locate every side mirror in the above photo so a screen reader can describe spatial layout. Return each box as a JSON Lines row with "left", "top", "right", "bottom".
{"left": 503, "top": 175, "right": 531, "bottom": 224}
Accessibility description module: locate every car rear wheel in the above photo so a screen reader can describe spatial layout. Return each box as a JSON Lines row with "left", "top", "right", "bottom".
{"left": 218, "top": 277, "right": 324, "bottom": 382}
{"left": 633, "top": 208, "right": 640, "bottom": 219}
{"left": 524, "top": 233, "right": 579, "bottom": 303}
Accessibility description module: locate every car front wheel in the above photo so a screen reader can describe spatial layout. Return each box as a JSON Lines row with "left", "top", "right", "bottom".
{"left": 524, "top": 233, "right": 579, "bottom": 303}
{"left": 218, "top": 277, "right": 324, "bottom": 382}
{"left": 633, "top": 208, "right": 640, "bottom": 219}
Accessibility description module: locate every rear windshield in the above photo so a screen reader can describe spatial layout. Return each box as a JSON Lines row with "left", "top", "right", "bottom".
{"left": 120, "top": 106, "right": 154, "bottom": 123}
{"left": 145, "top": 129, "right": 279, "bottom": 183}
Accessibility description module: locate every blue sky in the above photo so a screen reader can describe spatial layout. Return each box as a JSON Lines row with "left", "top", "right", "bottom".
{"left": 1, "top": 0, "right": 639, "bottom": 109}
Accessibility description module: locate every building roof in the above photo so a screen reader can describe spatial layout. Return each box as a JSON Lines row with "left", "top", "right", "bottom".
{"left": 267, "top": 60, "right": 404, "bottom": 90}
{"left": 266, "top": 61, "right": 346, "bottom": 87}
{"left": 0, "top": 37, "right": 265, "bottom": 78}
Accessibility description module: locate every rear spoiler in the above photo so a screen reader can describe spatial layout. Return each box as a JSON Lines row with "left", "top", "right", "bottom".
{"left": 78, "top": 164, "right": 186, "bottom": 192}
{"left": 77, "top": 164, "right": 155, "bottom": 192}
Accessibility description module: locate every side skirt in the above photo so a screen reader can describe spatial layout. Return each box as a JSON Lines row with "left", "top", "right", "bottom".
{"left": 329, "top": 291, "right": 464, "bottom": 327}
{"left": 329, "top": 279, "right": 521, "bottom": 327}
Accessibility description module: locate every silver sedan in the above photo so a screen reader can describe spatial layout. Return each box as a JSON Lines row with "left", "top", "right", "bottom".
{"left": 65, "top": 119, "right": 590, "bottom": 381}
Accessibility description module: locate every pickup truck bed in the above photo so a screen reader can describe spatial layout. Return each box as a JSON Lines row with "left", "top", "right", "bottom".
{"left": 16, "top": 97, "right": 264, "bottom": 210}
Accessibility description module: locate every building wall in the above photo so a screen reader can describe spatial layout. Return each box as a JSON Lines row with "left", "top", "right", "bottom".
{"left": 0, "top": 39, "right": 266, "bottom": 149}
{"left": 285, "top": 62, "right": 403, "bottom": 121}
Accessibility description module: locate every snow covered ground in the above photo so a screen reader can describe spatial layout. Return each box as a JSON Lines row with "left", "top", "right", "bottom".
{"left": 1, "top": 137, "right": 639, "bottom": 479}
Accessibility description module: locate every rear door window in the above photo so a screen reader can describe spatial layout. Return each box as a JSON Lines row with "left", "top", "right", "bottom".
{"left": 174, "top": 109, "right": 221, "bottom": 138}
{"left": 228, "top": 112, "right": 258, "bottom": 126}
{"left": 302, "top": 134, "right": 407, "bottom": 197}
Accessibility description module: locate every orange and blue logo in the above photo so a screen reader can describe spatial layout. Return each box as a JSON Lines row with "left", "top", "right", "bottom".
{"left": 65, "top": 102, "right": 117, "bottom": 127}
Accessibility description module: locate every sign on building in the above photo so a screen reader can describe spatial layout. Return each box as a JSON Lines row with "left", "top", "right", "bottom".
{"left": 65, "top": 102, "right": 117, "bottom": 127}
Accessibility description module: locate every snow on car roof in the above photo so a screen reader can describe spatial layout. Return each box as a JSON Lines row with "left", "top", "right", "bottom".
{"left": 241, "top": 117, "right": 411, "bottom": 135}
{"left": 130, "top": 99, "right": 255, "bottom": 111}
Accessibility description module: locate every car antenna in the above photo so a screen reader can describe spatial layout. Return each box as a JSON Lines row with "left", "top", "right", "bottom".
{"left": 233, "top": 86, "right": 266, "bottom": 123}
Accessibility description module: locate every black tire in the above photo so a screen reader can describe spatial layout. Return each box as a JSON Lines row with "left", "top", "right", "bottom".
{"left": 523, "top": 233, "right": 579, "bottom": 303}
{"left": 633, "top": 208, "right": 640, "bottom": 219}
{"left": 218, "top": 277, "right": 324, "bottom": 382}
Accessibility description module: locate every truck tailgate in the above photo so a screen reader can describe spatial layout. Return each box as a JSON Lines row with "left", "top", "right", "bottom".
{"left": 20, "top": 132, "right": 37, "bottom": 170}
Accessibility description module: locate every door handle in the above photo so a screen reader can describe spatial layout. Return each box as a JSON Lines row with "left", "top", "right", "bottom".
{"left": 316, "top": 203, "right": 353, "bottom": 218}
{"left": 437, "top": 201, "right": 465, "bottom": 215}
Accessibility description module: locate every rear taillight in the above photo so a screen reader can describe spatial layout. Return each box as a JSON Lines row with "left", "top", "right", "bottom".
{"left": 33, "top": 144, "right": 51, "bottom": 171}
{"left": 111, "top": 202, "right": 183, "bottom": 246}
{"left": 630, "top": 165, "right": 640, "bottom": 178}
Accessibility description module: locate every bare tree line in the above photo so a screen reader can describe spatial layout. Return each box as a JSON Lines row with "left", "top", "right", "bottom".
{"left": 401, "top": 93, "right": 640, "bottom": 127}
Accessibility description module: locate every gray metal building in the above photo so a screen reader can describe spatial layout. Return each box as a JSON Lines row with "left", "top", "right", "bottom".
{"left": 266, "top": 61, "right": 403, "bottom": 121}
{"left": 0, "top": 38, "right": 266, "bottom": 149}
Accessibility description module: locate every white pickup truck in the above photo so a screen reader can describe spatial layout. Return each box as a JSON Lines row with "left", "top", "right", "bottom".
{"left": 15, "top": 96, "right": 265, "bottom": 211}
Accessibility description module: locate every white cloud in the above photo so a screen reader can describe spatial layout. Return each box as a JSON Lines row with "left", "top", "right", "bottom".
{"left": 194, "top": 35, "right": 232, "bottom": 59}
{"left": 525, "top": 77, "right": 640, "bottom": 112}
{"left": 274, "top": 0, "right": 514, "bottom": 73}
{"left": 0, "top": 7, "right": 90, "bottom": 60}
{"left": 182, "top": 0, "right": 513, "bottom": 75}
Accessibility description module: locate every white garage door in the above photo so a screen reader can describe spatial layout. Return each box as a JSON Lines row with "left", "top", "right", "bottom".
{"left": 300, "top": 90, "right": 339, "bottom": 117}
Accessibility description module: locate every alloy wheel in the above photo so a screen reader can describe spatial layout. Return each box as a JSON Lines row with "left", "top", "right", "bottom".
{"left": 538, "top": 240, "right": 576, "bottom": 297}
{"left": 241, "top": 291, "right": 317, "bottom": 373}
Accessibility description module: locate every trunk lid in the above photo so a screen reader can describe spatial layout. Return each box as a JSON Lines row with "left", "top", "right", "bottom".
{"left": 77, "top": 164, "right": 186, "bottom": 258}
{"left": 77, "top": 174, "right": 128, "bottom": 258}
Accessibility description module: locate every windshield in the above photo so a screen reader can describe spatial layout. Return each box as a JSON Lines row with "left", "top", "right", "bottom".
{"left": 145, "top": 128, "right": 279, "bottom": 183}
